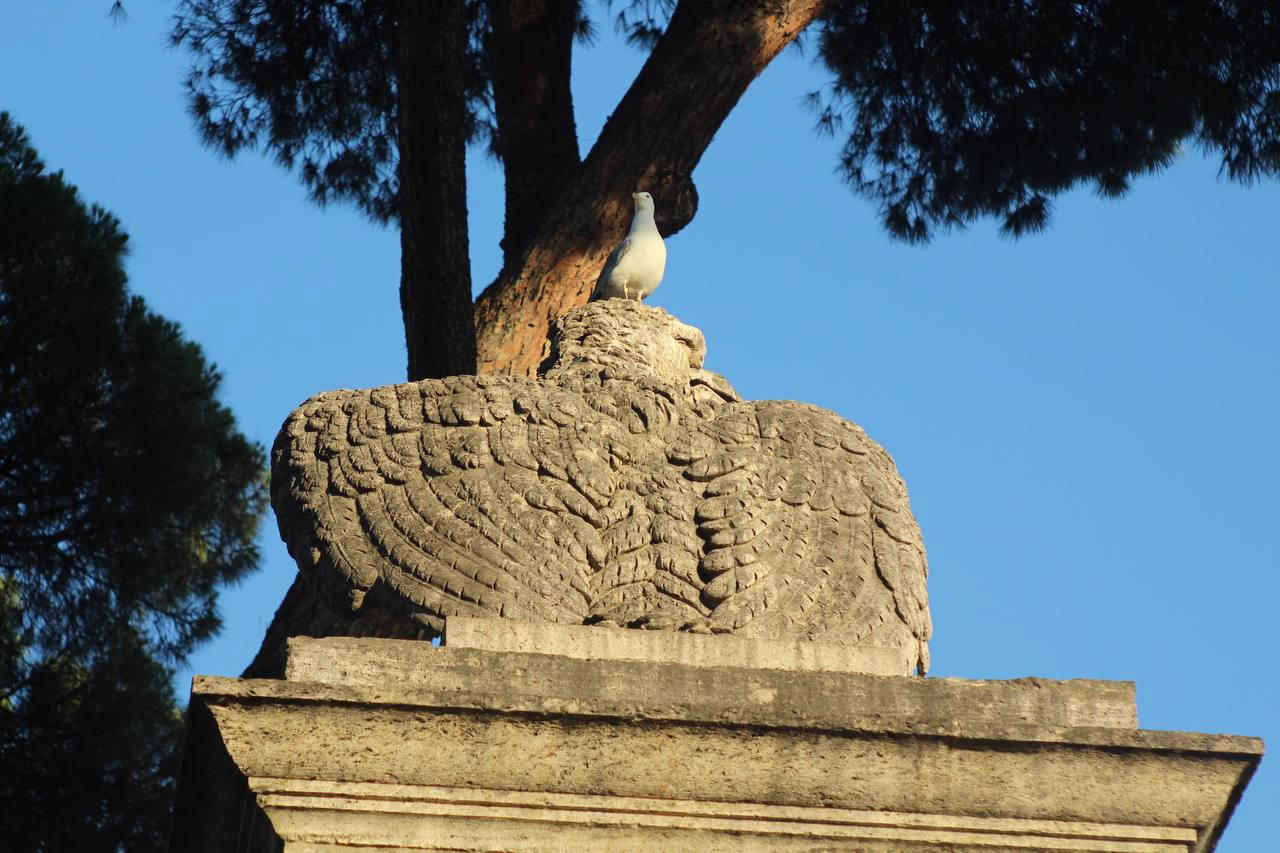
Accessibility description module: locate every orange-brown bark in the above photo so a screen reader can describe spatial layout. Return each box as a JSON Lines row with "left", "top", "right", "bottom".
{"left": 473, "top": 0, "right": 832, "bottom": 376}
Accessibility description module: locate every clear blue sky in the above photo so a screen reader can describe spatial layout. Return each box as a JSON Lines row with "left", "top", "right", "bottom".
{"left": 3, "top": 6, "right": 1276, "bottom": 846}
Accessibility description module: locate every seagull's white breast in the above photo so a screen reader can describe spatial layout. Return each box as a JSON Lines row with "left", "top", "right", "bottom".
{"left": 595, "top": 203, "right": 667, "bottom": 301}
{"left": 600, "top": 231, "right": 666, "bottom": 299}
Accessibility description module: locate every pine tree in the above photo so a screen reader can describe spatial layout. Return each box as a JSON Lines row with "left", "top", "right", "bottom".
{"left": 171, "top": 1, "right": 1280, "bottom": 379}
{"left": 0, "top": 112, "right": 269, "bottom": 850}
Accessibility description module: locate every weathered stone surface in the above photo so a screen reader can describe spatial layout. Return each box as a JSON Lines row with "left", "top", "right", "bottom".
{"left": 171, "top": 631, "right": 1262, "bottom": 853}
{"left": 286, "top": 628, "right": 1137, "bottom": 728}
{"left": 443, "top": 615, "right": 916, "bottom": 675}
{"left": 272, "top": 300, "right": 931, "bottom": 673}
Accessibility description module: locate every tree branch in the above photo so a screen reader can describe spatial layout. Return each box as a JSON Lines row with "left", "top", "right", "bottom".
{"left": 489, "top": 0, "right": 582, "bottom": 268}
{"left": 473, "top": 0, "right": 832, "bottom": 375}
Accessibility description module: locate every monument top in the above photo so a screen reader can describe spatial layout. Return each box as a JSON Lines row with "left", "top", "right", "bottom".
{"left": 271, "top": 300, "right": 931, "bottom": 674}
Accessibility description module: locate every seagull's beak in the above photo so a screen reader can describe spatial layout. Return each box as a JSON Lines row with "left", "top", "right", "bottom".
{"left": 631, "top": 192, "right": 641, "bottom": 200}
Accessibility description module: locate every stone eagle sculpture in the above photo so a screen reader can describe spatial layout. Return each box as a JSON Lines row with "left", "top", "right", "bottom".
{"left": 272, "top": 301, "right": 932, "bottom": 673}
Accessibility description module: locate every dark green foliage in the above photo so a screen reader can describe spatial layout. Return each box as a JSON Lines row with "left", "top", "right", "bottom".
{"left": 0, "top": 112, "right": 268, "bottom": 850}
{"left": 173, "top": 0, "right": 409, "bottom": 222}
{"left": 172, "top": 1, "right": 1280, "bottom": 244}
{"left": 172, "top": 0, "right": 509, "bottom": 223}
{"left": 0, "top": 622, "right": 185, "bottom": 852}
{"left": 610, "top": 0, "right": 675, "bottom": 49}
{"left": 170, "top": 0, "right": 597, "bottom": 224}
{"left": 815, "top": 1, "right": 1280, "bottom": 240}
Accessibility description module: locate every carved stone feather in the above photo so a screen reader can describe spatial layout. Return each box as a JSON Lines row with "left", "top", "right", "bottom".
{"left": 271, "top": 301, "right": 931, "bottom": 674}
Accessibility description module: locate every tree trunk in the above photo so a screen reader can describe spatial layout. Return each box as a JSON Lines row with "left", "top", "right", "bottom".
{"left": 473, "top": 0, "right": 832, "bottom": 376}
{"left": 490, "top": 0, "right": 582, "bottom": 269}
{"left": 399, "top": 0, "right": 476, "bottom": 380}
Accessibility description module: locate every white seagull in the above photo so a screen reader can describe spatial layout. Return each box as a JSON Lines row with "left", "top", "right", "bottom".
{"left": 592, "top": 191, "right": 666, "bottom": 301}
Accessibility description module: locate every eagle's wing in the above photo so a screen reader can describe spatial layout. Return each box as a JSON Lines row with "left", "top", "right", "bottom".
{"left": 676, "top": 401, "right": 931, "bottom": 671}
{"left": 272, "top": 375, "right": 636, "bottom": 633}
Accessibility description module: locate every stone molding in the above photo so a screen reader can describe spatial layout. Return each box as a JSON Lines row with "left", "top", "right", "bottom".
{"left": 171, "top": 622, "right": 1262, "bottom": 852}
{"left": 254, "top": 778, "right": 1200, "bottom": 852}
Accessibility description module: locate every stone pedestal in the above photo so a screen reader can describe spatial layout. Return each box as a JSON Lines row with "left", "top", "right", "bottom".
{"left": 171, "top": 618, "right": 1261, "bottom": 852}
